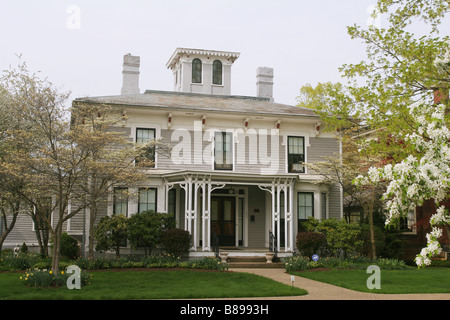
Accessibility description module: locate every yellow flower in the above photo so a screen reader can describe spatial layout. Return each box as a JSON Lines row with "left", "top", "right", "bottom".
{"left": 61, "top": 271, "right": 64, "bottom": 275}
{"left": 49, "top": 271, "right": 53, "bottom": 274}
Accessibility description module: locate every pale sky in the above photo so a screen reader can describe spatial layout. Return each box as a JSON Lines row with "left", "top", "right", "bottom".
{"left": 0, "top": 1, "right": 401, "bottom": 106}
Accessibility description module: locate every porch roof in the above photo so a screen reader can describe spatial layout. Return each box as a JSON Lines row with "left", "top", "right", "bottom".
{"left": 158, "top": 169, "right": 326, "bottom": 185}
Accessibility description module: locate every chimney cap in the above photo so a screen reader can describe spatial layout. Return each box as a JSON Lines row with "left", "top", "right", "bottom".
{"left": 123, "top": 54, "right": 140, "bottom": 66}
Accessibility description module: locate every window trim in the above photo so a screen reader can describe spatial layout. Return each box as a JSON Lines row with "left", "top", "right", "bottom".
{"left": 192, "top": 58, "right": 202, "bottom": 84}
{"left": 135, "top": 127, "right": 156, "bottom": 168}
{"left": 213, "top": 131, "right": 234, "bottom": 171}
{"left": 212, "top": 60, "right": 223, "bottom": 85}
{"left": 138, "top": 187, "right": 158, "bottom": 213}
{"left": 287, "top": 136, "right": 306, "bottom": 173}
{"left": 297, "top": 192, "right": 314, "bottom": 221}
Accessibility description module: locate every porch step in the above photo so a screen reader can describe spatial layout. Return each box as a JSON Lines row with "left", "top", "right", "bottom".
{"left": 226, "top": 255, "right": 284, "bottom": 269}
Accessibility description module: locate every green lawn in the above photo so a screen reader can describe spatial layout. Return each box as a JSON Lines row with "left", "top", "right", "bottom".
{"left": 0, "top": 269, "right": 307, "bottom": 300}
{"left": 293, "top": 268, "right": 450, "bottom": 294}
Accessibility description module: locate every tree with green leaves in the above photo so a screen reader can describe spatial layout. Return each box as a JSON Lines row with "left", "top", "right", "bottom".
{"left": 299, "top": 0, "right": 450, "bottom": 265}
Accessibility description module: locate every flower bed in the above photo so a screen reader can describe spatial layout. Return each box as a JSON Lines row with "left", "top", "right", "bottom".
{"left": 20, "top": 269, "right": 92, "bottom": 288}
{"left": 283, "top": 255, "right": 411, "bottom": 273}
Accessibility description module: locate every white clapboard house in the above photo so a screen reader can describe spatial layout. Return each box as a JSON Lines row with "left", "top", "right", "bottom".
{"left": 4, "top": 48, "right": 343, "bottom": 259}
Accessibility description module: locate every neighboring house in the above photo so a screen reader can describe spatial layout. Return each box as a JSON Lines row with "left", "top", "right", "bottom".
{"left": 348, "top": 88, "right": 450, "bottom": 261}
{"left": 2, "top": 48, "right": 343, "bottom": 257}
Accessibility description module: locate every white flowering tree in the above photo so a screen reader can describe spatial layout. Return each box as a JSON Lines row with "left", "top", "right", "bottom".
{"left": 298, "top": 0, "right": 450, "bottom": 267}
{"left": 355, "top": 100, "right": 449, "bottom": 267}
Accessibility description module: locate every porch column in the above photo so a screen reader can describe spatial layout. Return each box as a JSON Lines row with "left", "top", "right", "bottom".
{"left": 260, "top": 178, "right": 295, "bottom": 253}
{"left": 285, "top": 180, "right": 294, "bottom": 252}
{"left": 163, "top": 179, "right": 174, "bottom": 214}
{"left": 274, "top": 180, "right": 282, "bottom": 252}
{"left": 180, "top": 175, "right": 197, "bottom": 251}
{"left": 201, "top": 178, "right": 212, "bottom": 251}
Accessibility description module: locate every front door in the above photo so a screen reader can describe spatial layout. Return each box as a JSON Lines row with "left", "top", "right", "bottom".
{"left": 211, "top": 196, "right": 236, "bottom": 246}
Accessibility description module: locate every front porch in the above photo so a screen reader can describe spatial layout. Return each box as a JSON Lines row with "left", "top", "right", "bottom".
{"left": 162, "top": 171, "right": 298, "bottom": 257}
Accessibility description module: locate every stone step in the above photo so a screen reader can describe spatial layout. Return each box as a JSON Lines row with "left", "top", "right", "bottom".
{"left": 227, "top": 261, "right": 284, "bottom": 269}
{"left": 219, "top": 252, "right": 284, "bottom": 268}
{"left": 228, "top": 256, "right": 267, "bottom": 263}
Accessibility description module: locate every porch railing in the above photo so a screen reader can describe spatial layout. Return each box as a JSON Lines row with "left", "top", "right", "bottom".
{"left": 269, "top": 231, "right": 278, "bottom": 261}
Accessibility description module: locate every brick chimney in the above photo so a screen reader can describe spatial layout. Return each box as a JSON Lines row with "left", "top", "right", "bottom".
{"left": 121, "top": 54, "right": 140, "bottom": 95}
{"left": 256, "top": 67, "right": 274, "bottom": 102}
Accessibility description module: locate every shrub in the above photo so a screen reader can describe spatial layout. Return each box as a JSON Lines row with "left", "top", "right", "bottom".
{"left": 60, "top": 233, "right": 81, "bottom": 259}
{"left": 0, "top": 252, "right": 41, "bottom": 271}
{"left": 75, "top": 257, "right": 111, "bottom": 270}
{"left": 182, "top": 257, "right": 228, "bottom": 271}
{"left": 283, "top": 255, "right": 410, "bottom": 272}
{"left": 283, "top": 255, "right": 310, "bottom": 273}
{"left": 161, "top": 228, "right": 191, "bottom": 258}
{"left": 142, "top": 254, "right": 180, "bottom": 268}
{"left": 296, "top": 232, "right": 327, "bottom": 258}
{"left": 304, "top": 218, "right": 363, "bottom": 258}
{"left": 94, "top": 214, "right": 128, "bottom": 258}
{"left": 20, "top": 242, "right": 29, "bottom": 253}
{"left": 127, "top": 211, "right": 176, "bottom": 255}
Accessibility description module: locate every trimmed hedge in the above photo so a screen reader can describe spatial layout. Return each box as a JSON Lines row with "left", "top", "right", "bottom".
{"left": 296, "top": 231, "right": 327, "bottom": 258}
{"left": 161, "top": 228, "right": 191, "bottom": 258}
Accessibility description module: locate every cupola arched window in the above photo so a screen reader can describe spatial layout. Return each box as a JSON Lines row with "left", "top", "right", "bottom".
{"left": 192, "top": 58, "right": 202, "bottom": 83}
{"left": 213, "top": 60, "right": 223, "bottom": 85}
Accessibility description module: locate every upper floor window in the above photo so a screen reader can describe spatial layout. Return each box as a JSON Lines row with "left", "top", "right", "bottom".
{"left": 214, "top": 131, "right": 233, "bottom": 171}
{"left": 288, "top": 136, "right": 305, "bottom": 173}
{"left": 192, "top": 58, "right": 202, "bottom": 84}
{"left": 213, "top": 60, "right": 223, "bottom": 85}
{"left": 136, "top": 128, "right": 156, "bottom": 167}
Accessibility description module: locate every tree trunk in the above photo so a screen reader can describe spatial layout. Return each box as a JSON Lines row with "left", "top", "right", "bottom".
{"left": 88, "top": 201, "right": 97, "bottom": 259}
{"left": 0, "top": 204, "right": 20, "bottom": 257}
{"left": 368, "top": 206, "right": 376, "bottom": 259}
{"left": 51, "top": 225, "right": 62, "bottom": 274}
{"left": 362, "top": 187, "right": 376, "bottom": 259}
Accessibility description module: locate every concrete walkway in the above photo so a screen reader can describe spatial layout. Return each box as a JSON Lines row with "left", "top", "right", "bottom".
{"left": 229, "top": 267, "right": 450, "bottom": 300}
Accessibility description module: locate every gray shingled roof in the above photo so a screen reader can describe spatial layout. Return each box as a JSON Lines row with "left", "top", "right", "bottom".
{"left": 74, "top": 90, "right": 319, "bottom": 118}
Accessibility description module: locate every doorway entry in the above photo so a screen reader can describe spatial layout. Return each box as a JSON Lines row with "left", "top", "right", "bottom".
{"left": 211, "top": 196, "right": 236, "bottom": 247}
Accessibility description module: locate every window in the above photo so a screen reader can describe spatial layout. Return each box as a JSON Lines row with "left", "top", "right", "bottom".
{"left": 168, "top": 189, "right": 176, "bottom": 217}
{"left": 288, "top": 136, "right": 305, "bottom": 173}
{"left": 114, "top": 187, "right": 128, "bottom": 216}
{"left": 136, "top": 128, "right": 156, "bottom": 167}
{"left": 138, "top": 188, "right": 157, "bottom": 213}
{"left": 298, "top": 192, "right": 314, "bottom": 221}
{"left": 399, "top": 208, "right": 416, "bottom": 232}
{"left": 213, "top": 60, "right": 223, "bottom": 85}
{"left": 192, "top": 58, "right": 202, "bottom": 83}
{"left": 321, "top": 193, "right": 327, "bottom": 220}
{"left": 214, "top": 131, "right": 233, "bottom": 170}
